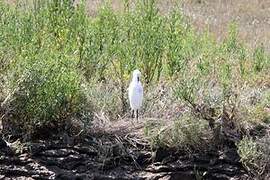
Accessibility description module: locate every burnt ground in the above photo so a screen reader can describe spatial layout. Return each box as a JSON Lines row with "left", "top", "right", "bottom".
{"left": 0, "top": 118, "right": 248, "bottom": 180}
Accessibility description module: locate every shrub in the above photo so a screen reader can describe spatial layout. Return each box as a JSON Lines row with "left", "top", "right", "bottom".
{"left": 2, "top": 50, "right": 92, "bottom": 137}
{"left": 0, "top": 1, "right": 95, "bottom": 137}
{"left": 165, "top": 10, "right": 192, "bottom": 77}
{"left": 237, "top": 137, "right": 262, "bottom": 172}
{"left": 144, "top": 114, "right": 209, "bottom": 152}
{"left": 237, "top": 136, "right": 270, "bottom": 178}
{"left": 253, "top": 45, "right": 267, "bottom": 73}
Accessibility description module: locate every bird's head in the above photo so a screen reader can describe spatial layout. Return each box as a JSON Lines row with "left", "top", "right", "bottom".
{"left": 132, "top": 69, "right": 141, "bottom": 82}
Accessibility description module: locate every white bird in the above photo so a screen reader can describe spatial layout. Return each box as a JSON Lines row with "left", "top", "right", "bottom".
{"left": 128, "top": 69, "right": 143, "bottom": 120}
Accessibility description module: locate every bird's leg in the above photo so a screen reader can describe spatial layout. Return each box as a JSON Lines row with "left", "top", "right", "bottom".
{"left": 131, "top": 109, "right": 135, "bottom": 118}
{"left": 136, "top": 110, "right": 139, "bottom": 122}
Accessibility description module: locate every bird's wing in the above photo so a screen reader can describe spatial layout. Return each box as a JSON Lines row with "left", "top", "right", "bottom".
{"left": 138, "top": 84, "right": 143, "bottom": 94}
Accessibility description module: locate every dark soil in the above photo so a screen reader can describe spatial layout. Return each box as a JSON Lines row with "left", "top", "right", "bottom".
{"left": 0, "top": 130, "right": 248, "bottom": 180}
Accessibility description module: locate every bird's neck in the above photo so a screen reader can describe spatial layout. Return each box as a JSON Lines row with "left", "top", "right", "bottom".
{"left": 132, "top": 76, "right": 140, "bottom": 83}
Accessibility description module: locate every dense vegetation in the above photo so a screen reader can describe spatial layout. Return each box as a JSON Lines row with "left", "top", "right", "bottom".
{"left": 0, "top": 0, "right": 269, "bottom": 178}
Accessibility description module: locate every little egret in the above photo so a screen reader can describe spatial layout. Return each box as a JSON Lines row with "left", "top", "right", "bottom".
{"left": 128, "top": 69, "right": 143, "bottom": 120}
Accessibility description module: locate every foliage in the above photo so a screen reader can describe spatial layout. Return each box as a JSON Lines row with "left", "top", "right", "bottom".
{"left": 144, "top": 114, "right": 209, "bottom": 152}
{"left": 237, "top": 136, "right": 270, "bottom": 178}
{"left": 84, "top": 81, "right": 122, "bottom": 121}
{"left": 237, "top": 137, "right": 262, "bottom": 171}
{"left": 0, "top": 0, "right": 269, "bottom": 145}
{"left": 0, "top": 0, "right": 93, "bottom": 136}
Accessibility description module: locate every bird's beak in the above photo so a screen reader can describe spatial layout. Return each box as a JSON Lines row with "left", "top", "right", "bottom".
{"left": 137, "top": 76, "right": 140, "bottom": 82}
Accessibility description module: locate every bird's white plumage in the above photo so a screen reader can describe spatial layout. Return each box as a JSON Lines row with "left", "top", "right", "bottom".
{"left": 128, "top": 70, "right": 143, "bottom": 110}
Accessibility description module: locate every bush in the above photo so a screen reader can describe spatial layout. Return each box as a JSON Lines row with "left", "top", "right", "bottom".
{"left": 0, "top": 1, "right": 94, "bottom": 137}
{"left": 237, "top": 137, "right": 262, "bottom": 171}
{"left": 237, "top": 136, "right": 270, "bottom": 178}
{"left": 2, "top": 51, "right": 92, "bottom": 137}
{"left": 144, "top": 114, "right": 209, "bottom": 152}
